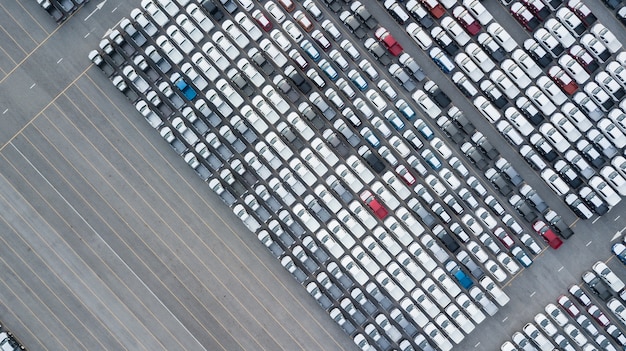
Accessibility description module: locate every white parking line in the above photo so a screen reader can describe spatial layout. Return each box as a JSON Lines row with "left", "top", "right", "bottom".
{"left": 474, "top": 342, "right": 481, "bottom": 348}
{"left": 592, "top": 217, "right": 600, "bottom": 224}
{"left": 84, "top": 32, "right": 90, "bottom": 38}
{"left": 57, "top": 58, "right": 63, "bottom": 64}
{"left": 530, "top": 291, "right": 536, "bottom": 297}
{"left": 615, "top": 215, "right": 621, "bottom": 221}
{"left": 2, "top": 109, "right": 7, "bottom": 114}
{"left": 586, "top": 240, "right": 593, "bottom": 246}
{"left": 558, "top": 266, "right": 564, "bottom": 272}
{"left": 502, "top": 316, "right": 508, "bottom": 323}
{"left": 112, "top": 6, "right": 118, "bottom": 13}
{"left": 29, "top": 83, "right": 36, "bottom": 89}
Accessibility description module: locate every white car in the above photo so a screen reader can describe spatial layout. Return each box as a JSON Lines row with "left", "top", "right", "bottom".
{"left": 505, "top": 107, "right": 533, "bottom": 136}
{"left": 540, "top": 123, "right": 569, "bottom": 152}
{"left": 412, "top": 90, "right": 442, "bottom": 118}
{"left": 591, "top": 23, "right": 622, "bottom": 53}
{"left": 502, "top": 59, "right": 531, "bottom": 89}
{"left": 541, "top": 169, "right": 570, "bottom": 196}
{"left": 535, "top": 28, "right": 564, "bottom": 58}
{"left": 535, "top": 313, "right": 558, "bottom": 337}
{"left": 176, "top": 14, "right": 203, "bottom": 42}
{"left": 223, "top": 19, "right": 250, "bottom": 48}
{"left": 463, "top": 0, "right": 493, "bottom": 25}
{"left": 538, "top": 76, "right": 568, "bottom": 106}
{"left": 473, "top": 96, "right": 501, "bottom": 123}
{"left": 558, "top": 54, "right": 590, "bottom": 84}
{"left": 598, "top": 118, "right": 626, "bottom": 148}
{"left": 424, "top": 323, "right": 453, "bottom": 351}
{"left": 456, "top": 293, "right": 486, "bottom": 324}
{"left": 234, "top": 12, "right": 262, "bottom": 40}
{"left": 600, "top": 166, "right": 626, "bottom": 196}
{"left": 480, "top": 276, "right": 510, "bottom": 306}
{"left": 487, "top": 23, "right": 516, "bottom": 52}
{"left": 490, "top": 70, "right": 520, "bottom": 99}
{"left": 213, "top": 31, "right": 240, "bottom": 60}
{"left": 264, "top": 1, "right": 286, "bottom": 23}
{"left": 442, "top": 16, "right": 471, "bottom": 46}
{"left": 497, "top": 253, "right": 520, "bottom": 274}
{"left": 185, "top": 4, "right": 214, "bottom": 33}
{"left": 596, "top": 72, "right": 625, "bottom": 101}
{"left": 435, "top": 313, "right": 465, "bottom": 344}
{"left": 590, "top": 175, "right": 621, "bottom": 207}
{"left": 456, "top": 53, "right": 484, "bottom": 82}
{"left": 406, "top": 22, "right": 433, "bottom": 50}
{"left": 593, "top": 261, "right": 625, "bottom": 292}
{"left": 551, "top": 113, "right": 581, "bottom": 142}
{"left": 545, "top": 18, "right": 576, "bottom": 48}
{"left": 511, "top": 49, "right": 542, "bottom": 78}
{"left": 581, "top": 33, "right": 610, "bottom": 62}
{"left": 485, "top": 260, "right": 507, "bottom": 282}
{"left": 527, "top": 86, "right": 557, "bottom": 115}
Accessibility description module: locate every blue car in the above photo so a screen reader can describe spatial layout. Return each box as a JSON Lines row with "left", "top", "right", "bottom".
{"left": 422, "top": 149, "right": 442, "bottom": 170}
{"left": 613, "top": 243, "right": 626, "bottom": 264}
{"left": 415, "top": 118, "right": 435, "bottom": 140}
{"left": 176, "top": 78, "right": 197, "bottom": 100}
{"left": 395, "top": 99, "right": 416, "bottom": 120}
{"left": 430, "top": 47, "right": 455, "bottom": 74}
{"left": 385, "top": 111, "right": 405, "bottom": 131}
{"left": 445, "top": 261, "right": 473, "bottom": 289}
{"left": 319, "top": 59, "right": 338, "bottom": 81}
{"left": 361, "top": 127, "right": 380, "bottom": 148}
{"left": 301, "top": 40, "right": 321, "bottom": 61}
{"left": 348, "top": 70, "right": 368, "bottom": 91}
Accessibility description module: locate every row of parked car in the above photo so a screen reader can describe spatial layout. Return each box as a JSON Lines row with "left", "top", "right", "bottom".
{"left": 35, "top": 0, "right": 88, "bottom": 23}
{"left": 501, "top": 261, "right": 626, "bottom": 351}
{"left": 83, "top": 2, "right": 532, "bottom": 351}
{"left": 407, "top": 0, "right": 626, "bottom": 221}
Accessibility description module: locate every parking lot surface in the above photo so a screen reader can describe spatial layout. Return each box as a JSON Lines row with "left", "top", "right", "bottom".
{"left": 2, "top": 0, "right": 626, "bottom": 350}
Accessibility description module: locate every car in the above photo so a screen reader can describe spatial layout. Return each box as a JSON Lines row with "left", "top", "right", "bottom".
{"left": 589, "top": 176, "right": 621, "bottom": 207}
{"left": 424, "top": 323, "right": 453, "bottom": 351}
{"left": 481, "top": 81, "right": 508, "bottom": 109}
{"left": 545, "top": 303, "right": 569, "bottom": 327}
{"left": 360, "top": 190, "right": 389, "bottom": 220}
{"left": 588, "top": 304, "right": 611, "bottom": 326}
{"left": 607, "top": 298, "right": 626, "bottom": 326}
{"left": 591, "top": 24, "right": 622, "bottom": 53}
{"left": 580, "top": 33, "right": 610, "bottom": 62}
{"left": 613, "top": 242, "right": 626, "bottom": 264}
{"left": 425, "top": 81, "right": 451, "bottom": 107}
{"left": 430, "top": 47, "right": 455, "bottom": 73}
{"left": 347, "top": 69, "right": 367, "bottom": 91}
{"left": 548, "top": 66, "right": 578, "bottom": 95}
{"left": 569, "top": 45, "right": 599, "bottom": 74}
{"left": 556, "top": 7, "right": 585, "bottom": 36}
{"left": 485, "top": 260, "right": 508, "bottom": 282}
{"left": 558, "top": 295, "right": 581, "bottom": 317}
{"left": 480, "top": 276, "right": 510, "bottom": 306}
{"left": 540, "top": 122, "right": 570, "bottom": 152}
{"left": 453, "top": 6, "right": 481, "bottom": 35}
{"left": 601, "top": 165, "right": 626, "bottom": 195}
{"left": 456, "top": 53, "right": 484, "bottom": 83}
{"left": 502, "top": 60, "right": 531, "bottom": 89}
{"left": 555, "top": 158, "right": 584, "bottom": 187}
{"left": 512, "top": 247, "right": 533, "bottom": 267}
{"left": 475, "top": 207, "right": 497, "bottom": 230}
{"left": 487, "top": 23, "right": 516, "bottom": 52}
{"left": 406, "top": 0, "right": 436, "bottom": 28}
{"left": 441, "top": 16, "right": 471, "bottom": 46}
{"left": 421, "top": 0, "right": 446, "bottom": 18}
{"left": 596, "top": 73, "right": 626, "bottom": 102}
{"left": 546, "top": 18, "right": 576, "bottom": 48}
{"left": 511, "top": 2, "right": 541, "bottom": 31}
{"left": 593, "top": 261, "right": 625, "bottom": 292}
{"left": 452, "top": 72, "right": 478, "bottom": 97}
{"left": 512, "top": 49, "right": 542, "bottom": 79}
{"left": 607, "top": 324, "right": 626, "bottom": 346}
{"left": 567, "top": 0, "right": 597, "bottom": 26}
{"left": 533, "top": 220, "right": 563, "bottom": 249}
{"left": 473, "top": 96, "right": 501, "bottom": 123}
{"left": 527, "top": 86, "right": 557, "bottom": 116}
{"left": 535, "top": 313, "right": 558, "bottom": 337}
{"left": 432, "top": 26, "right": 460, "bottom": 56}
{"left": 491, "top": 70, "right": 521, "bottom": 100}
{"left": 520, "top": 234, "right": 542, "bottom": 255}
{"left": 565, "top": 194, "right": 593, "bottom": 219}
{"left": 534, "top": 28, "right": 564, "bottom": 58}
{"left": 375, "top": 27, "right": 404, "bottom": 56}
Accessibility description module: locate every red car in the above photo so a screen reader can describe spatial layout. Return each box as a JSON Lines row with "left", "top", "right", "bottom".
{"left": 252, "top": 9, "right": 273, "bottom": 31}
{"left": 421, "top": 0, "right": 446, "bottom": 19}
{"left": 569, "top": 45, "right": 600, "bottom": 73}
{"left": 588, "top": 305, "right": 610, "bottom": 327}
{"left": 548, "top": 66, "right": 578, "bottom": 94}
{"left": 522, "top": 0, "right": 550, "bottom": 20}
{"left": 533, "top": 220, "right": 563, "bottom": 249}
{"left": 395, "top": 165, "right": 416, "bottom": 185}
{"left": 360, "top": 190, "right": 389, "bottom": 219}
{"left": 510, "top": 2, "right": 540, "bottom": 31}
{"left": 557, "top": 295, "right": 581, "bottom": 317}
{"left": 375, "top": 27, "right": 403, "bottom": 56}
{"left": 494, "top": 227, "right": 515, "bottom": 249}
{"left": 452, "top": 7, "right": 481, "bottom": 35}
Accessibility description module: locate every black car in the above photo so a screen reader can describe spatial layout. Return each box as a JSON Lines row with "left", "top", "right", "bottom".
{"left": 603, "top": 0, "right": 622, "bottom": 9}
{"left": 363, "top": 152, "right": 386, "bottom": 174}
{"left": 547, "top": 214, "right": 574, "bottom": 239}
{"left": 286, "top": 69, "right": 312, "bottom": 94}
{"left": 472, "top": 133, "right": 500, "bottom": 160}
{"left": 339, "top": 12, "right": 367, "bottom": 39}
{"left": 323, "top": 0, "right": 342, "bottom": 12}
{"left": 580, "top": 186, "right": 609, "bottom": 215}
{"left": 510, "top": 195, "right": 539, "bottom": 222}
{"left": 488, "top": 172, "right": 514, "bottom": 197}
{"left": 530, "top": 134, "right": 559, "bottom": 162}
{"left": 202, "top": 0, "right": 224, "bottom": 20}
{"left": 425, "top": 81, "right": 451, "bottom": 108}
{"left": 435, "top": 227, "right": 460, "bottom": 253}
{"left": 481, "top": 81, "right": 509, "bottom": 109}
{"left": 438, "top": 119, "right": 464, "bottom": 144}
{"left": 408, "top": 3, "right": 435, "bottom": 29}
{"left": 461, "top": 143, "right": 488, "bottom": 170}
{"left": 577, "top": 140, "right": 606, "bottom": 168}
{"left": 582, "top": 271, "right": 612, "bottom": 301}
{"left": 450, "top": 110, "right": 476, "bottom": 135}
